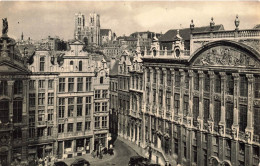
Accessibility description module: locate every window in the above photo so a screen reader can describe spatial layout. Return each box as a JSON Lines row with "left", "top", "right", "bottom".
{"left": 193, "top": 145, "right": 197, "bottom": 163}
{"left": 29, "top": 80, "right": 35, "bottom": 90}
{"left": 37, "top": 128, "right": 44, "bottom": 137}
{"left": 48, "top": 93, "right": 54, "bottom": 105}
{"left": 215, "top": 74, "right": 221, "bottom": 93}
{"left": 132, "top": 77, "right": 135, "bottom": 89}
{"left": 146, "top": 88, "right": 149, "bottom": 104}
{"left": 174, "top": 138, "right": 178, "bottom": 154}
{"left": 77, "top": 77, "right": 83, "bottom": 91}
{"left": 85, "top": 121, "right": 91, "bottom": 131}
{"left": 40, "top": 57, "right": 45, "bottom": 71}
{"left": 77, "top": 122, "right": 82, "bottom": 131}
{"left": 226, "top": 102, "right": 233, "bottom": 129}
{"left": 160, "top": 70, "right": 163, "bottom": 84}
{"left": 185, "top": 72, "right": 189, "bottom": 89}
{"left": 102, "top": 116, "right": 107, "bottom": 128}
{"left": 204, "top": 74, "right": 210, "bottom": 92}
{"left": 95, "top": 103, "right": 100, "bottom": 112}
{"left": 147, "top": 69, "right": 150, "bottom": 82}
{"left": 77, "top": 97, "right": 82, "bottom": 116}
{"left": 65, "top": 140, "right": 72, "bottom": 149}
{"left": 136, "top": 77, "right": 139, "bottom": 89}
{"left": 214, "top": 101, "right": 221, "bottom": 126}
{"left": 13, "top": 99, "right": 22, "bottom": 123}
{"left": 59, "top": 78, "right": 65, "bottom": 92}
{"left": 70, "top": 61, "right": 73, "bottom": 71}
{"left": 0, "top": 100, "right": 9, "bottom": 123}
{"left": 194, "top": 73, "right": 199, "bottom": 90}
{"left": 79, "top": 61, "right": 82, "bottom": 71}
{"left": 102, "top": 90, "right": 108, "bottom": 98}
{"left": 38, "top": 80, "right": 45, "bottom": 89}
{"left": 58, "top": 98, "right": 65, "bottom": 118}
{"left": 102, "top": 102, "right": 107, "bottom": 112}
{"left": 167, "top": 69, "right": 171, "bottom": 86}
{"left": 48, "top": 80, "right": 53, "bottom": 89}
{"left": 239, "top": 142, "right": 245, "bottom": 165}
{"left": 225, "top": 139, "right": 231, "bottom": 160}
{"left": 227, "top": 75, "right": 234, "bottom": 95}
{"left": 212, "top": 136, "right": 219, "bottom": 156}
{"left": 95, "top": 90, "right": 101, "bottom": 99}
{"left": 175, "top": 71, "right": 180, "bottom": 87}
{"left": 0, "top": 81, "right": 7, "bottom": 95}
{"left": 255, "top": 77, "right": 260, "bottom": 98}
{"left": 100, "top": 77, "right": 104, "bottom": 84}
{"left": 67, "top": 123, "right": 73, "bottom": 132}
{"left": 68, "top": 78, "right": 74, "bottom": 92}
{"left": 193, "top": 97, "right": 199, "bottom": 125}
{"left": 86, "top": 96, "right": 91, "bottom": 115}
{"left": 140, "top": 77, "right": 143, "bottom": 90}
{"left": 38, "top": 109, "right": 44, "bottom": 121}
{"left": 159, "top": 90, "right": 163, "bottom": 107}
{"left": 29, "top": 94, "right": 35, "bottom": 107}
{"left": 240, "top": 76, "right": 248, "bottom": 97}
{"left": 38, "top": 93, "right": 45, "bottom": 105}
{"left": 58, "top": 124, "right": 64, "bottom": 133}
{"left": 239, "top": 105, "right": 247, "bottom": 132}
{"left": 47, "top": 127, "right": 52, "bottom": 136}
{"left": 166, "top": 92, "right": 171, "bottom": 111}
{"left": 204, "top": 99, "right": 210, "bottom": 121}
{"left": 95, "top": 117, "right": 100, "bottom": 129}
{"left": 29, "top": 128, "right": 35, "bottom": 138}
{"left": 13, "top": 128, "right": 22, "bottom": 139}
{"left": 48, "top": 109, "right": 53, "bottom": 121}
{"left": 174, "top": 94, "right": 180, "bottom": 114}
{"left": 183, "top": 95, "right": 189, "bottom": 116}
{"left": 14, "top": 80, "right": 23, "bottom": 94}
{"left": 86, "top": 77, "right": 91, "bottom": 91}
{"left": 68, "top": 98, "right": 74, "bottom": 117}
{"left": 254, "top": 107, "right": 260, "bottom": 136}
{"left": 153, "top": 69, "right": 156, "bottom": 84}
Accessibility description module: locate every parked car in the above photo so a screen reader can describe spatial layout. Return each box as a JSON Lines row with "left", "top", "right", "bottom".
{"left": 128, "top": 156, "right": 150, "bottom": 166}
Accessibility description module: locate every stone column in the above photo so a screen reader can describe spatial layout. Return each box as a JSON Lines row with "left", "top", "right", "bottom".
{"left": 178, "top": 69, "right": 185, "bottom": 124}
{"left": 136, "top": 124, "right": 140, "bottom": 145}
{"left": 149, "top": 67, "right": 154, "bottom": 112}
{"left": 232, "top": 73, "right": 239, "bottom": 140}
{"left": 170, "top": 69, "right": 175, "bottom": 120}
{"left": 245, "top": 74, "right": 254, "bottom": 143}
{"left": 7, "top": 81, "right": 14, "bottom": 120}
{"left": 208, "top": 71, "right": 215, "bottom": 133}
{"left": 198, "top": 71, "right": 204, "bottom": 130}
{"left": 162, "top": 68, "right": 167, "bottom": 118}
{"left": 187, "top": 70, "right": 193, "bottom": 128}
{"left": 155, "top": 67, "right": 160, "bottom": 116}
{"left": 219, "top": 72, "right": 226, "bottom": 136}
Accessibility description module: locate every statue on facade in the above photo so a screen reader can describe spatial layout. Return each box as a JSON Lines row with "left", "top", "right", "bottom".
{"left": 2, "top": 18, "right": 8, "bottom": 35}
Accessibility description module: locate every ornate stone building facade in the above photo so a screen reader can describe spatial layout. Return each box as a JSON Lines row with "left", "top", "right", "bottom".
{"left": 114, "top": 17, "right": 260, "bottom": 166}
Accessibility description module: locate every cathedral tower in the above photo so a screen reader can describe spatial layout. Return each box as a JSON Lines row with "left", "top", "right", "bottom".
{"left": 74, "top": 12, "right": 86, "bottom": 40}
{"left": 89, "top": 12, "right": 100, "bottom": 45}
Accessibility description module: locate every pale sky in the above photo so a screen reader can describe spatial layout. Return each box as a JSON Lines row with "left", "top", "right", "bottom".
{"left": 0, "top": 1, "right": 259, "bottom": 41}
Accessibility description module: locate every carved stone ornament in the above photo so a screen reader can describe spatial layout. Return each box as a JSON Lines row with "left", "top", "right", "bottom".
{"left": 231, "top": 127, "right": 238, "bottom": 139}
{"left": 254, "top": 100, "right": 260, "bottom": 106}
{"left": 218, "top": 124, "right": 224, "bottom": 135}
{"left": 245, "top": 130, "right": 252, "bottom": 143}
{"left": 194, "top": 46, "right": 260, "bottom": 68}
{"left": 207, "top": 121, "right": 213, "bottom": 133}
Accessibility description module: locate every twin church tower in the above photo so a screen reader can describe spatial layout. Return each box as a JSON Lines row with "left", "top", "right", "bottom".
{"left": 74, "top": 12, "right": 101, "bottom": 45}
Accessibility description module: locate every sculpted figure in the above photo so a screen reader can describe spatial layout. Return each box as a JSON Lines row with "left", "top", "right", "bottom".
{"left": 2, "top": 18, "right": 8, "bottom": 35}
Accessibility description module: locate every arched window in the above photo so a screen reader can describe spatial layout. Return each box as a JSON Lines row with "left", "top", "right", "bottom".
{"left": 70, "top": 61, "right": 74, "bottom": 71}
{"left": 0, "top": 81, "right": 8, "bottom": 95}
{"left": 79, "top": 61, "right": 82, "bottom": 71}
{"left": 13, "top": 98, "right": 22, "bottom": 123}
{"left": 175, "top": 49, "right": 180, "bottom": 57}
{"left": 153, "top": 49, "right": 156, "bottom": 56}
{"left": 40, "top": 57, "right": 45, "bottom": 71}
{"left": 100, "top": 77, "right": 104, "bottom": 84}
{"left": 70, "top": 61, "right": 73, "bottom": 65}
{"left": 0, "top": 99, "right": 9, "bottom": 123}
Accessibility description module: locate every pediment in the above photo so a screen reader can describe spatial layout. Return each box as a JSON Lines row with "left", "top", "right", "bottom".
{"left": 0, "top": 61, "right": 30, "bottom": 73}
{"left": 191, "top": 45, "right": 260, "bottom": 68}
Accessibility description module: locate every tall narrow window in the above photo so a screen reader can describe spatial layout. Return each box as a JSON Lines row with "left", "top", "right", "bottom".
{"left": 204, "top": 74, "right": 210, "bottom": 92}
{"left": 255, "top": 77, "right": 260, "bottom": 98}
{"left": 48, "top": 93, "right": 54, "bottom": 105}
{"left": 0, "top": 81, "right": 7, "bottom": 95}
{"left": 29, "top": 94, "right": 35, "bottom": 107}
{"left": 38, "top": 93, "right": 45, "bottom": 105}
{"left": 102, "top": 116, "right": 107, "bottom": 128}
{"left": 68, "top": 98, "right": 74, "bottom": 117}
{"left": 215, "top": 74, "right": 221, "bottom": 93}
{"left": 48, "top": 80, "right": 53, "bottom": 89}
{"left": 70, "top": 61, "right": 73, "bottom": 71}
{"left": 95, "top": 117, "right": 100, "bottom": 129}
{"left": 225, "top": 139, "right": 231, "bottom": 160}
{"left": 0, "top": 100, "right": 9, "bottom": 123}
{"left": 29, "top": 80, "right": 35, "bottom": 90}
{"left": 58, "top": 98, "right": 65, "bottom": 118}
{"left": 86, "top": 77, "right": 91, "bottom": 91}
{"left": 68, "top": 78, "right": 74, "bottom": 92}
{"left": 59, "top": 78, "right": 65, "bottom": 92}
{"left": 185, "top": 72, "right": 189, "bottom": 89}
{"left": 77, "top": 97, "right": 82, "bottom": 116}
{"left": 40, "top": 57, "right": 45, "bottom": 71}
{"left": 227, "top": 74, "right": 234, "bottom": 95}
{"left": 183, "top": 95, "right": 189, "bottom": 116}
{"left": 38, "top": 80, "right": 45, "bottom": 89}
{"left": 160, "top": 70, "right": 163, "bottom": 85}
{"left": 153, "top": 69, "right": 157, "bottom": 84}
{"left": 102, "top": 90, "right": 107, "bottom": 98}
{"left": 14, "top": 80, "right": 23, "bottom": 94}
{"left": 95, "top": 90, "right": 101, "bottom": 99}
{"left": 166, "top": 92, "right": 171, "bottom": 111}
{"left": 77, "top": 122, "right": 82, "bottom": 131}
{"left": 102, "top": 102, "right": 107, "bottom": 112}
{"left": 77, "top": 77, "right": 83, "bottom": 92}
{"left": 175, "top": 71, "right": 180, "bottom": 87}
{"left": 193, "top": 97, "right": 199, "bottom": 125}
{"left": 95, "top": 103, "right": 100, "bottom": 112}
{"left": 204, "top": 99, "right": 210, "bottom": 121}
{"left": 226, "top": 102, "right": 233, "bottom": 129}
{"left": 239, "top": 105, "right": 247, "bottom": 132}
{"left": 13, "top": 99, "right": 22, "bottom": 123}
{"left": 174, "top": 93, "right": 180, "bottom": 114}
{"left": 147, "top": 69, "right": 150, "bottom": 82}
{"left": 240, "top": 76, "right": 248, "bottom": 97}
{"left": 100, "top": 77, "right": 104, "bottom": 84}
{"left": 79, "top": 61, "right": 82, "bottom": 71}
{"left": 254, "top": 107, "right": 260, "bottom": 136}
{"left": 167, "top": 69, "right": 171, "bottom": 86}
{"left": 214, "top": 100, "right": 221, "bottom": 126}
{"left": 58, "top": 124, "right": 64, "bottom": 133}
{"left": 153, "top": 90, "right": 156, "bottom": 104}
{"left": 159, "top": 90, "right": 163, "bottom": 108}
{"left": 194, "top": 73, "right": 199, "bottom": 90}
{"left": 146, "top": 88, "right": 150, "bottom": 104}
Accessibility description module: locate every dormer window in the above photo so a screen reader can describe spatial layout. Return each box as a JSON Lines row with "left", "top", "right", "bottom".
{"left": 175, "top": 49, "right": 180, "bottom": 57}
{"left": 40, "top": 57, "right": 45, "bottom": 71}
{"left": 100, "top": 77, "right": 104, "bottom": 84}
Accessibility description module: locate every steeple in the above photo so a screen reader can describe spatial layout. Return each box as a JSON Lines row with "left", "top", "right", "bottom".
{"left": 21, "top": 32, "right": 24, "bottom": 41}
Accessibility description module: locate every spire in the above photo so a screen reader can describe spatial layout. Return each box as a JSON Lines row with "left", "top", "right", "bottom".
{"left": 21, "top": 32, "right": 24, "bottom": 41}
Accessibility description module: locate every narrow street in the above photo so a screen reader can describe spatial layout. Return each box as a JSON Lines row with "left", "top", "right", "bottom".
{"left": 92, "top": 139, "right": 140, "bottom": 166}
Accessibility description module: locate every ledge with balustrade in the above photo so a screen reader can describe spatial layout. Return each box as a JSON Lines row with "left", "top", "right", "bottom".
{"left": 143, "top": 49, "right": 190, "bottom": 59}
{"left": 191, "top": 29, "right": 260, "bottom": 40}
